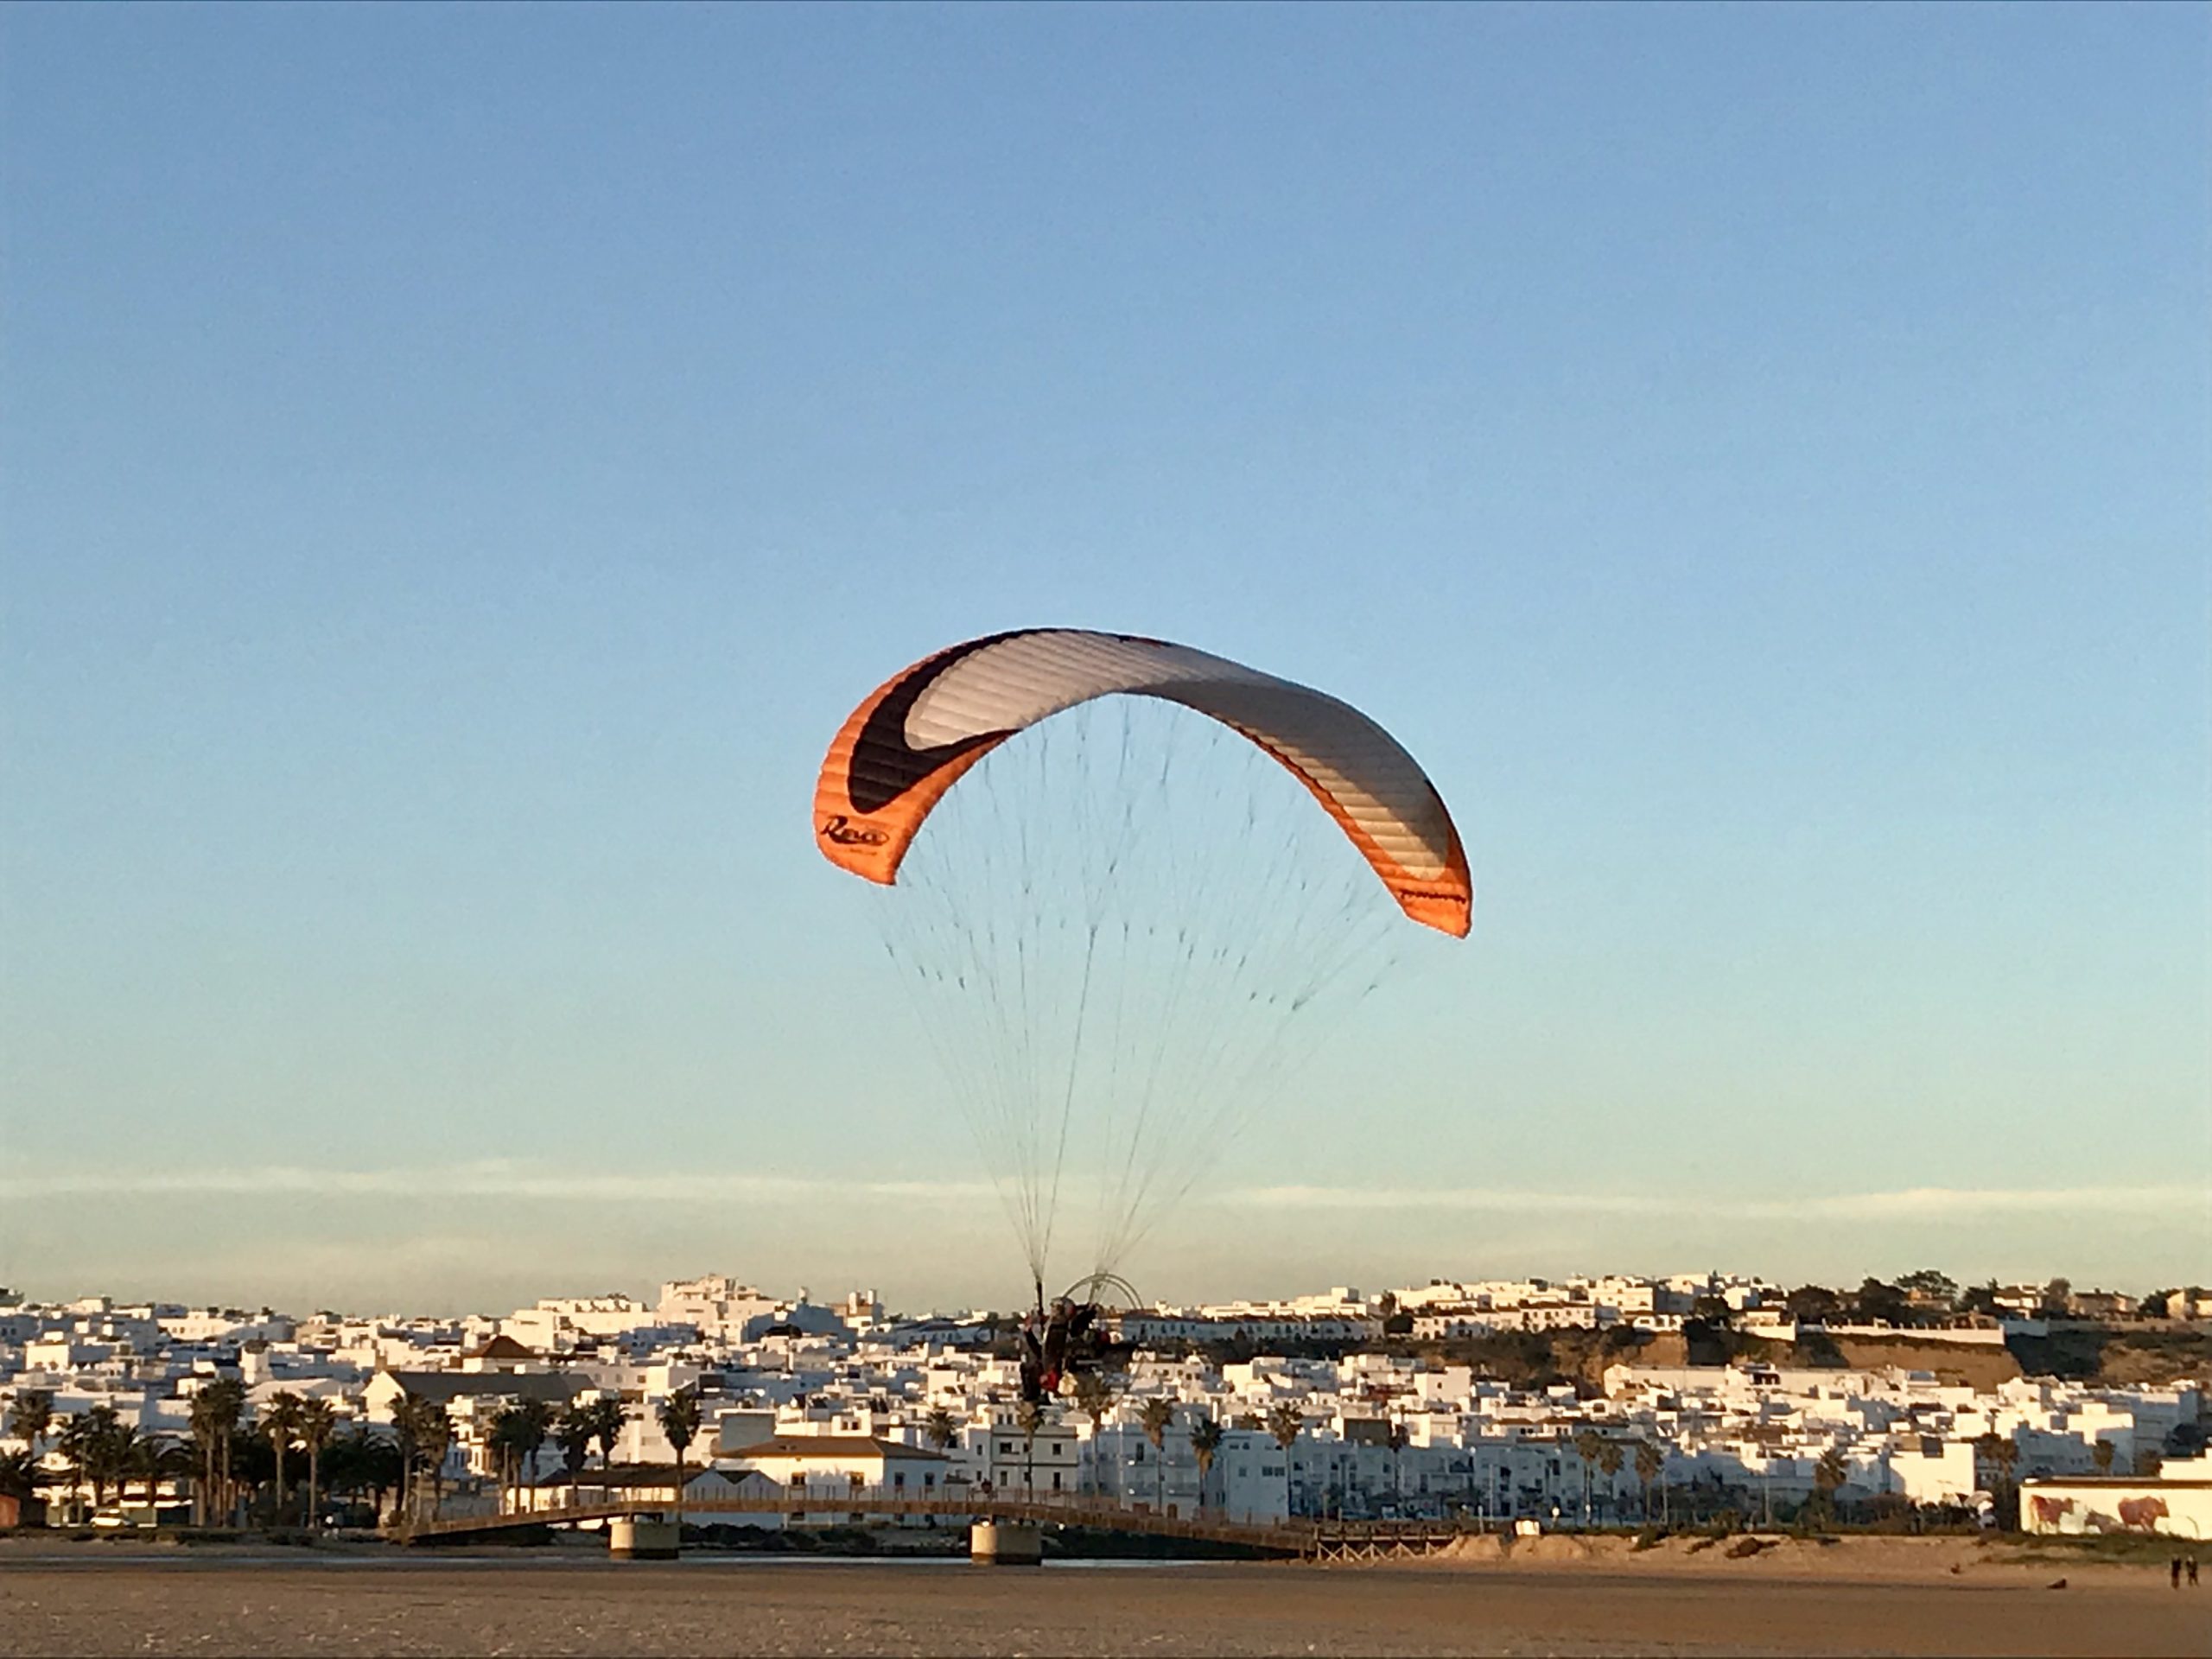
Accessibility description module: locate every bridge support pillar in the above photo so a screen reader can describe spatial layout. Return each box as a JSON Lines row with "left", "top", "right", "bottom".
{"left": 969, "top": 1520, "right": 1041, "bottom": 1566}
{"left": 609, "top": 1516, "right": 680, "bottom": 1560}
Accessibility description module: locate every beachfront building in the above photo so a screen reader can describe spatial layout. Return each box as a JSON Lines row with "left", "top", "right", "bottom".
{"left": 719, "top": 1433, "right": 953, "bottom": 1523}
{"left": 523, "top": 1463, "right": 789, "bottom": 1529}
{"left": 3, "top": 1270, "right": 2204, "bottom": 1535}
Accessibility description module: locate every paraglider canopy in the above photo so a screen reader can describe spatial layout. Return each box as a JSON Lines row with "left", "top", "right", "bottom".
{"left": 813, "top": 627, "right": 1471, "bottom": 1299}
{"left": 814, "top": 628, "right": 1471, "bottom": 936}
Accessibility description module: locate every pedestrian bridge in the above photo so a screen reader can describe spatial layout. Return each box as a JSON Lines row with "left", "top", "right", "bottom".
{"left": 391, "top": 1488, "right": 1464, "bottom": 1561}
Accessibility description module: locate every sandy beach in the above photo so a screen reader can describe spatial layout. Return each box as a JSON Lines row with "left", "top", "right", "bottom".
{"left": 0, "top": 1543, "right": 2202, "bottom": 1657}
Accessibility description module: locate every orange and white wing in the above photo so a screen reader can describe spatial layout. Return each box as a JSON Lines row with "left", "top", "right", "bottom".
{"left": 811, "top": 628, "right": 1471, "bottom": 937}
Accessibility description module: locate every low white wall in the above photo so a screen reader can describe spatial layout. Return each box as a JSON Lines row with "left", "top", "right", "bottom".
{"left": 2020, "top": 1479, "right": 2212, "bottom": 1540}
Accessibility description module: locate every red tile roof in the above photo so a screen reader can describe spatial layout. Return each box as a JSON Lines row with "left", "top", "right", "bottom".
{"left": 721, "top": 1434, "right": 949, "bottom": 1461}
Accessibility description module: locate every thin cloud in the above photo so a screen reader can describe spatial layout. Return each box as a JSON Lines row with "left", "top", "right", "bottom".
{"left": 1218, "top": 1182, "right": 2199, "bottom": 1221}
{"left": 5, "top": 1167, "right": 2195, "bottom": 1226}
{"left": 0, "top": 1161, "right": 995, "bottom": 1205}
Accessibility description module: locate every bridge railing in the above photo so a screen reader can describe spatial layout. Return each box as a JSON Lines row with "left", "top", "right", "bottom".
{"left": 395, "top": 1482, "right": 1317, "bottom": 1548}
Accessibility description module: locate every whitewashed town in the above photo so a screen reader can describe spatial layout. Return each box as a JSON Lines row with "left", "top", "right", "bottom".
{"left": 3, "top": 1269, "right": 2207, "bottom": 1547}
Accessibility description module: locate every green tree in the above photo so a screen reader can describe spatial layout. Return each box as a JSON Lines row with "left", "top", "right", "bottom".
{"left": 2091, "top": 1440, "right": 2116, "bottom": 1474}
{"left": 54, "top": 1414, "right": 91, "bottom": 1517}
{"left": 1812, "top": 1449, "right": 1847, "bottom": 1528}
{"left": 1974, "top": 1431, "right": 2019, "bottom": 1528}
{"left": 1896, "top": 1269, "right": 1959, "bottom": 1306}
{"left": 391, "top": 1392, "right": 454, "bottom": 1523}
{"left": 923, "top": 1408, "right": 961, "bottom": 1453}
{"left": 1851, "top": 1279, "right": 1907, "bottom": 1325}
{"left": 1596, "top": 1440, "right": 1624, "bottom": 1524}
{"left": 1014, "top": 1400, "right": 1046, "bottom": 1494}
{"left": 1139, "top": 1398, "right": 1175, "bottom": 1513}
{"left": 551, "top": 1406, "right": 595, "bottom": 1503}
{"left": 6, "top": 1390, "right": 54, "bottom": 1459}
{"left": 1633, "top": 1440, "right": 1663, "bottom": 1522}
{"left": 296, "top": 1398, "right": 337, "bottom": 1527}
{"left": 656, "top": 1389, "right": 703, "bottom": 1515}
{"left": 509, "top": 1397, "right": 554, "bottom": 1495}
{"left": 74, "top": 1405, "right": 128, "bottom": 1510}
{"left": 325, "top": 1426, "right": 403, "bottom": 1523}
{"left": 1265, "top": 1403, "right": 1303, "bottom": 1515}
{"left": 1069, "top": 1373, "right": 1116, "bottom": 1494}
{"left": 143, "top": 1435, "right": 195, "bottom": 1520}
{"left": 188, "top": 1378, "right": 246, "bottom": 1526}
{"left": 260, "top": 1392, "right": 306, "bottom": 1520}
{"left": 413, "top": 1397, "right": 454, "bottom": 1522}
{"left": 1572, "top": 1429, "right": 1602, "bottom": 1527}
{"left": 1783, "top": 1286, "right": 1841, "bottom": 1324}
{"left": 1189, "top": 1414, "right": 1224, "bottom": 1511}
{"left": 1957, "top": 1281, "right": 2002, "bottom": 1319}
{"left": 582, "top": 1395, "right": 630, "bottom": 1478}
{"left": 486, "top": 1406, "right": 529, "bottom": 1508}
{"left": 389, "top": 1394, "right": 425, "bottom": 1520}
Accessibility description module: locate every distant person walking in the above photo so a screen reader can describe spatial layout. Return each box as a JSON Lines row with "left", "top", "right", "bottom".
{"left": 2171, "top": 1556, "right": 2183, "bottom": 1589}
{"left": 2188, "top": 1556, "right": 2199, "bottom": 1587}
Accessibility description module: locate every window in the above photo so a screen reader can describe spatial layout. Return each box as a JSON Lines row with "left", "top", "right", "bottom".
{"left": 924, "top": 1472, "right": 935, "bottom": 1489}
{"left": 893, "top": 1472, "right": 905, "bottom": 1489}
{"left": 999, "top": 1441, "right": 1012, "bottom": 1455}
{"left": 1051, "top": 1471, "right": 1061, "bottom": 1491}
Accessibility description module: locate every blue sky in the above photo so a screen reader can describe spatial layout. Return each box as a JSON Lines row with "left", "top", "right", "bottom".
{"left": 3, "top": 4, "right": 2204, "bottom": 1313}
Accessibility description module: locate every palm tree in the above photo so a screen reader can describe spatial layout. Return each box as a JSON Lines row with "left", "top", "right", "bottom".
{"left": 98, "top": 1423, "right": 146, "bottom": 1518}
{"left": 1974, "top": 1430, "right": 2020, "bottom": 1527}
{"left": 86, "top": 1408, "right": 133, "bottom": 1510}
{"left": 189, "top": 1378, "right": 246, "bottom": 1526}
{"left": 296, "top": 1399, "right": 337, "bottom": 1527}
{"left": 146, "top": 1437, "right": 196, "bottom": 1522}
{"left": 923, "top": 1408, "right": 961, "bottom": 1454}
{"left": 391, "top": 1392, "right": 453, "bottom": 1523}
{"left": 1067, "top": 1374, "right": 1115, "bottom": 1494}
{"left": 390, "top": 1394, "right": 424, "bottom": 1521}
{"left": 1597, "top": 1440, "right": 1624, "bottom": 1526}
{"left": 7, "top": 1390, "right": 54, "bottom": 1462}
{"left": 1633, "top": 1440, "right": 1662, "bottom": 1522}
{"left": 55, "top": 1413, "right": 92, "bottom": 1518}
{"left": 486, "top": 1407, "right": 526, "bottom": 1508}
{"left": 1572, "top": 1430, "right": 1602, "bottom": 1528}
{"left": 1811, "top": 1448, "right": 1847, "bottom": 1527}
{"left": 1266, "top": 1402, "right": 1302, "bottom": 1516}
{"left": 1138, "top": 1398, "right": 1175, "bottom": 1513}
{"left": 61, "top": 1406, "right": 129, "bottom": 1513}
{"left": 119, "top": 1430, "right": 167, "bottom": 1519}
{"left": 551, "top": 1406, "right": 595, "bottom": 1506}
{"left": 261, "top": 1392, "right": 306, "bottom": 1522}
{"left": 2090, "top": 1440, "right": 2116, "bottom": 1475}
{"left": 509, "top": 1397, "right": 555, "bottom": 1497}
{"left": 412, "top": 1397, "right": 454, "bottom": 1522}
{"left": 1014, "top": 1400, "right": 1046, "bottom": 1495}
{"left": 326, "top": 1426, "right": 403, "bottom": 1524}
{"left": 1189, "top": 1414, "right": 1224, "bottom": 1512}
{"left": 656, "top": 1389, "right": 703, "bottom": 1518}
{"left": 583, "top": 1396, "right": 631, "bottom": 1486}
